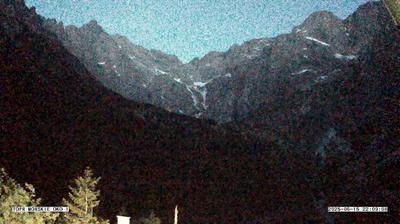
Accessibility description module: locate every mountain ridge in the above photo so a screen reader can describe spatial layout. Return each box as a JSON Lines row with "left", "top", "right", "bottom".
{"left": 42, "top": 1, "right": 395, "bottom": 124}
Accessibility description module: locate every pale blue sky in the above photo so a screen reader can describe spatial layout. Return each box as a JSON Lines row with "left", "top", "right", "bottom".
{"left": 26, "top": 0, "right": 372, "bottom": 62}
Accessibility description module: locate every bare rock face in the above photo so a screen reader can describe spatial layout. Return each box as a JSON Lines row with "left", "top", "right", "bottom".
{"left": 42, "top": 15, "right": 275, "bottom": 119}
{"left": 43, "top": 18, "right": 201, "bottom": 116}
{"left": 203, "top": 1, "right": 397, "bottom": 123}
{"left": 44, "top": 1, "right": 394, "bottom": 126}
{"left": 6, "top": 0, "right": 399, "bottom": 127}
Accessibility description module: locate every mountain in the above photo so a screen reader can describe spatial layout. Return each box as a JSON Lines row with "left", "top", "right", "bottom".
{"left": 234, "top": 3, "right": 400, "bottom": 223}
{"left": 42, "top": 2, "right": 398, "bottom": 126}
{"left": 0, "top": 0, "right": 330, "bottom": 223}
{"left": 229, "top": 1, "right": 400, "bottom": 145}
{"left": 0, "top": 0, "right": 274, "bottom": 223}
{"left": 43, "top": 18, "right": 203, "bottom": 117}
{"left": 1, "top": 0, "right": 399, "bottom": 223}
{"left": 203, "top": 1, "right": 399, "bottom": 123}
{"left": 42, "top": 16, "right": 273, "bottom": 119}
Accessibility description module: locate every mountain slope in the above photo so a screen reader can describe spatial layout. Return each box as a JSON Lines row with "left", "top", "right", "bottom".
{"left": 43, "top": 19, "right": 207, "bottom": 116}
{"left": 234, "top": 3, "right": 400, "bottom": 222}
{"left": 0, "top": 1, "right": 278, "bottom": 223}
{"left": 42, "top": 1, "right": 398, "bottom": 126}
{"left": 203, "top": 1, "right": 398, "bottom": 123}
{"left": 42, "top": 15, "right": 274, "bottom": 119}
{"left": 0, "top": 10, "right": 307, "bottom": 221}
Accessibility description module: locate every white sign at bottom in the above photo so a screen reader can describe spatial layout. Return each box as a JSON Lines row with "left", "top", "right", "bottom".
{"left": 117, "top": 215, "right": 131, "bottom": 224}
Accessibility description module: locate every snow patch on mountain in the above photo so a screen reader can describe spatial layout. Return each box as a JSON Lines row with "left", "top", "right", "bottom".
{"left": 292, "top": 69, "right": 313, "bottom": 75}
{"left": 305, "top": 36, "right": 330, "bottom": 46}
{"left": 173, "top": 78, "right": 182, "bottom": 83}
{"left": 334, "top": 53, "right": 357, "bottom": 60}
{"left": 190, "top": 72, "right": 237, "bottom": 109}
{"left": 224, "top": 73, "right": 232, "bottom": 78}
{"left": 193, "top": 82, "right": 207, "bottom": 87}
{"left": 296, "top": 28, "right": 308, "bottom": 33}
{"left": 245, "top": 54, "right": 257, "bottom": 59}
{"left": 200, "top": 88, "right": 208, "bottom": 109}
{"left": 315, "top": 75, "right": 329, "bottom": 83}
{"left": 319, "top": 75, "right": 328, "bottom": 80}
{"left": 111, "top": 64, "right": 121, "bottom": 77}
{"left": 154, "top": 68, "right": 169, "bottom": 75}
{"left": 253, "top": 46, "right": 262, "bottom": 51}
{"left": 186, "top": 85, "right": 200, "bottom": 110}
{"left": 115, "top": 71, "right": 121, "bottom": 77}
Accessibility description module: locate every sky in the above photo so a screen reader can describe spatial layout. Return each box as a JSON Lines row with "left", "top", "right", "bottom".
{"left": 26, "top": 0, "right": 372, "bottom": 62}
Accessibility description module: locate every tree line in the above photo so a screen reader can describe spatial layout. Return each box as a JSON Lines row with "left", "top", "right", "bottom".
{"left": 0, "top": 167, "right": 161, "bottom": 224}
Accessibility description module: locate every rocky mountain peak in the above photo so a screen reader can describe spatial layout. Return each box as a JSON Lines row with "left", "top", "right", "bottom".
{"left": 345, "top": 1, "right": 388, "bottom": 26}
{"left": 304, "top": 10, "right": 340, "bottom": 23}
{"left": 290, "top": 9, "right": 352, "bottom": 52}
{"left": 344, "top": 1, "right": 395, "bottom": 51}
{"left": 80, "top": 19, "right": 103, "bottom": 34}
{"left": 294, "top": 10, "right": 342, "bottom": 33}
{"left": 87, "top": 19, "right": 98, "bottom": 25}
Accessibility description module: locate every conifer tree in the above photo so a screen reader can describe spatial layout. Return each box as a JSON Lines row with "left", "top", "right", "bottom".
{"left": 62, "top": 167, "right": 109, "bottom": 224}
{"left": 0, "top": 168, "right": 59, "bottom": 224}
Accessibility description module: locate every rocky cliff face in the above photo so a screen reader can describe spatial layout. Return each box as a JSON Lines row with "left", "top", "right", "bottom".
{"left": 42, "top": 2, "right": 397, "bottom": 126}
{"left": 42, "top": 19, "right": 202, "bottom": 115}
{"left": 204, "top": 2, "right": 397, "bottom": 123}
{"left": 234, "top": 3, "right": 400, "bottom": 222}
{"left": 42, "top": 16, "right": 273, "bottom": 118}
